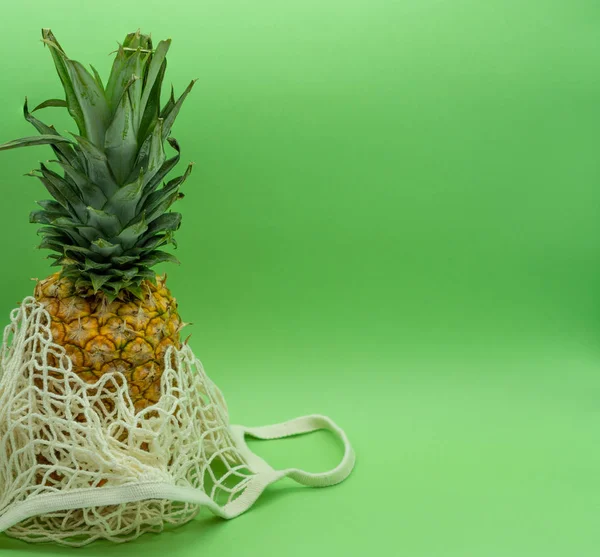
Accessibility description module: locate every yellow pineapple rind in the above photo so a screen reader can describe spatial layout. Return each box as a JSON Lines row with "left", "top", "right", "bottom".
{"left": 34, "top": 272, "right": 183, "bottom": 413}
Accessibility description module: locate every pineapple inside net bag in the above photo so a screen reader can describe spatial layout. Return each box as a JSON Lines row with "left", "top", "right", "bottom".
{"left": 0, "top": 298, "right": 355, "bottom": 546}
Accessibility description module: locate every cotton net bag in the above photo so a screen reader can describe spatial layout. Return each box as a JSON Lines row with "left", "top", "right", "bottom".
{"left": 0, "top": 297, "right": 355, "bottom": 546}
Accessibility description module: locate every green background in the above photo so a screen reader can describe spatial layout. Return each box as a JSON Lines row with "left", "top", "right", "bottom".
{"left": 1, "top": 0, "right": 599, "bottom": 555}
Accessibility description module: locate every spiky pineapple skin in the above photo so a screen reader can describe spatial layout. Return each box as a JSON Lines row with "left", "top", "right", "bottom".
{"left": 34, "top": 273, "right": 183, "bottom": 413}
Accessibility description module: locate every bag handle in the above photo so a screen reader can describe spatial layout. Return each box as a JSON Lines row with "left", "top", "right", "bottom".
{"left": 229, "top": 413, "right": 356, "bottom": 488}
{"left": 213, "top": 413, "right": 355, "bottom": 518}
{"left": 0, "top": 415, "right": 355, "bottom": 532}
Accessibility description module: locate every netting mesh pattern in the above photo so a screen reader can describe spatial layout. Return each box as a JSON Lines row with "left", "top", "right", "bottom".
{"left": 0, "top": 297, "right": 254, "bottom": 546}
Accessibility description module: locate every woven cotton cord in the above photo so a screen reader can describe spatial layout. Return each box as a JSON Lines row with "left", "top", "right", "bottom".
{"left": 0, "top": 298, "right": 355, "bottom": 547}
{"left": 0, "top": 298, "right": 252, "bottom": 545}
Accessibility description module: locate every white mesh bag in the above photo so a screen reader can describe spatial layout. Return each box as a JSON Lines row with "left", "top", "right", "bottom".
{"left": 0, "top": 297, "right": 355, "bottom": 546}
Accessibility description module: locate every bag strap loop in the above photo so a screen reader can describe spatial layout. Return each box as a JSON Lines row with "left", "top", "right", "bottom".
{"left": 229, "top": 413, "right": 356, "bottom": 488}
{"left": 0, "top": 415, "right": 355, "bottom": 532}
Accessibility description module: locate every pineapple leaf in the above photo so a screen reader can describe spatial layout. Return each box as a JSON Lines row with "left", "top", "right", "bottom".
{"left": 142, "top": 162, "right": 192, "bottom": 220}
{"left": 139, "top": 57, "right": 166, "bottom": 143}
{"left": 104, "top": 74, "right": 139, "bottom": 184}
{"left": 164, "top": 160, "right": 194, "bottom": 190}
{"left": 32, "top": 99, "right": 68, "bottom": 112}
{"left": 90, "top": 238, "right": 123, "bottom": 257}
{"left": 140, "top": 250, "right": 180, "bottom": 267}
{"left": 89, "top": 272, "right": 112, "bottom": 292}
{"left": 41, "top": 29, "right": 86, "bottom": 137}
{"left": 23, "top": 98, "right": 82, "bottom": 170}
{"left": 36, "top": 226, "right": 64, "bottom": 236}
{"left": 109, "top": 266, "right": 139, "bottom": 280}
{"left": 2, "top": 29, "right": 195, "bottom": 295}
{"left": 45, "top": 218, "right": 88, "bottom": 245}
{"left": 49, "top": 257, "right": 64, "bottom": 267}
{"left": 143, "top": 212, "right": 181, "bottom": 237}
{"left": 36, "top": 199, "right": 65, "bottom": 212}
{"left": 38, "top": 163, "right": 86, "bottom": 220}
{"left": 139, "top": 39, "right": 170, "bottom": 119}
{"left": 112, "top": 254, "right": 139, "bottom": 265}
{"left": 60, "top": 266, "right": 84, "bottom": 280}
{"left": 160, "top": 84, "right": 176, "bottom": 121}
{"left": 83, "top": 258, "right": 112, "bottom": 270}
{"left": 124, "top": 283, "right": 144, "bottom": 301}
{"left": 76, "top": 226, "right": 102, "bottom": 242}
{"left": 51, "top": 160, "right": 108, "bottom": 208}
{"left": 0, "top": 134, "right": 74, "bottom": 151}
{"left": 145, "top": 118, "right": 165, "bottom": 178}
{"left": 114, "top": 213, "right": 148, "bottom": 250}
{"left": 37, "top": 229, "right": 74, "bottom": 246}
{"left": 128, "top": 117, "right": 165, "bottom": 185}
{"left": 138, "top": 230, "right": 176, "bottom": 251}
{"left": 137, "top": 268, "right": 158, "bottom": 282}
{"left": 161, "top": 79, "right": 197, "bottom": 140}
{"left": 144, "top": 190, "right": 181, "bottom": 224}
{"left": 38, "top": 238, "right": 65, "bottom": 253}
{"left": 86, "top": 206, "right": 121, "bottom": 236}
{"left": 103, "top": 172, "right": 144, "bottom": 225}
{"left": 112, "top": 41, "right": 151, "bottom": 132}
{"left": 90, "top": 64, "right": 105, "bottom": 93}
{"left": 71, "top": 133, "right": 118, "bottom": 197}
{"left": 105, "top": 44, "right": 134, "bottom": 113}
{"left": 65, "top": 58, "right": 111, "bottom": 147}
{"left": 64, "top": 245, "right": 95, "bottom": 258}
{"left": 27, "top": 166, "right": 82, "bottom": 220}
{"left": 30, "top": 210, "right": 64, "bottom": 225}
{"left": 139, "top": 136, "right": 182, "bottom": 200}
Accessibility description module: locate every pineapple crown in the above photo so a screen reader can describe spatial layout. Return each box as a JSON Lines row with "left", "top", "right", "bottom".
{"left": 0, "top": 29, "right": 196, "bottom": 300}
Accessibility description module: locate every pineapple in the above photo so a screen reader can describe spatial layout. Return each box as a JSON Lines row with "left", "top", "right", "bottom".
{"left": 0, "top": 29, "right": 195, "bottom": 411}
